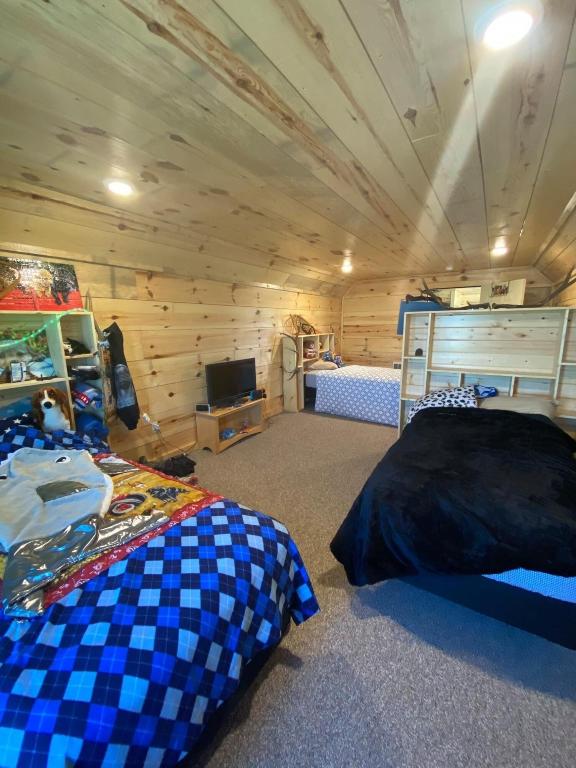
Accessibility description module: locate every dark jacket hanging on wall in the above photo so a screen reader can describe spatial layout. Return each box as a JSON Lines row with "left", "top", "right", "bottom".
{"left": 103, "top": 321, "right": 140, "bottom": 430}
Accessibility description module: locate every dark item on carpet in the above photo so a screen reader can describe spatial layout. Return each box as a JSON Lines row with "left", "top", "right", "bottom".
{"left": 303, "top": 382, "right": 316, "bottom": 411}
{"left": 139, "top": 454, "right": 197, "bottom": 478}
{"left": 331, "top": 408, "right": 576, "bottom": 586}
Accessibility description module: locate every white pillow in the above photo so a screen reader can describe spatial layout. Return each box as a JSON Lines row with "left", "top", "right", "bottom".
{"left": 480, "top": 396, "right": 556, "bottom": 419}
{"left": 407, "top": 386, "right": 477, "bottom": 424}
{"left": 308, "top": 360, "right": 338, "bottom": 370}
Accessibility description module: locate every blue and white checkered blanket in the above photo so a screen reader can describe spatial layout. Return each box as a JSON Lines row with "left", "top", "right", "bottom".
{"left": 314, "top": 365, "right": 401, "bottom": 426}
{"left": 0, "top": 422, "right": 109, "bottom": 463}
{"left": 0, "top": 500, "right": 318, "bottom": 767}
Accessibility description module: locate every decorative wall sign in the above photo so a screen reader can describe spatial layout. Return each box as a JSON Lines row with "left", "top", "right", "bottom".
{"left": 490, "top": 282, "right": 510, "bottom": 297}
{"left": 0, "top": 256, "right": 82, "bottom": 310}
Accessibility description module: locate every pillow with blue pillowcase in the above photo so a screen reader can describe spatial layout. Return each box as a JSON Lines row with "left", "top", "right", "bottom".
{"left": 322, "top": 350, "right": 344, "bottom": 367}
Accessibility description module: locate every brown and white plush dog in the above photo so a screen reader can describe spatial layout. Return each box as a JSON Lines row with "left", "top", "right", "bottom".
{"left": 32, "top": 387, "right": 72, "bottom": 433}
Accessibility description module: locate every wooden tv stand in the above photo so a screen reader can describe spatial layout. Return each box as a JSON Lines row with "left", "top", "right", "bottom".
{"left": 195, "top": 398, "right": 266, "bottom": 454}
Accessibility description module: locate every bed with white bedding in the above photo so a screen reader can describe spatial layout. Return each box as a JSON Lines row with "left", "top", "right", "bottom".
{"left": 305, "top": 365, "right": 401, "bottom": 427}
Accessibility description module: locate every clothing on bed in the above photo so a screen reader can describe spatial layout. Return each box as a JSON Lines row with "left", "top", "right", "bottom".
{"left": 314, "top": 365, "right": 401, "bottom": 426}
{"left": 0, "top": 501, "right": 319, "bottom": 768}
{"left": 331, "top": 407, "right": 576, "bottom": 586}
{"left": 0, "top": 449, "right": 113, "bottom": 550}
{"left": 1, "top": 459, "right": 218, "bottom": 618}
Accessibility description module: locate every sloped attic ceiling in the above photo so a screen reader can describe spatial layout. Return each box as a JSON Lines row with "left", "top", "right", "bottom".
{"left": 0, "top": 0, "right": 575, "bottom": 288}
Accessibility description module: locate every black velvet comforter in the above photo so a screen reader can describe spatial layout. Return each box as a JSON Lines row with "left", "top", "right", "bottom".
{"left": 331, "top": 408, "right": 576, "bottom": 586}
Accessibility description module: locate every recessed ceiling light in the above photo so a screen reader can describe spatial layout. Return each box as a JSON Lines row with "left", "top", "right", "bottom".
{"left": 491, "top": 245, "right": 509, "bottom": 257}
{"left": 483, "top": 9, "right": 534, "bottom": 49}
{"left": 106, "top": 179, "right": 134, "bottom": 196}
{"left": 446, "top": 265, "right": 454, "bottom": 271}
{"left": 341, "top": 256, "right": 353, "bottom": 274}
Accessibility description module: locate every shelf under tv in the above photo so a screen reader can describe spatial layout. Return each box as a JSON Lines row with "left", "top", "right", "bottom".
{"left": 195, "top": 398, "right": 266, "bottom": 454}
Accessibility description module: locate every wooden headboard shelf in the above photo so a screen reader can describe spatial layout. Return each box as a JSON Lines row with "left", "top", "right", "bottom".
{"left": 400, "top": 307, "right": 576, "bottom": 432}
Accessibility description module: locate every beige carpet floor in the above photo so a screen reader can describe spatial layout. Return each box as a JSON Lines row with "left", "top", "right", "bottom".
{"left": 188, "top": 411, "right": 576, "bottom": 768}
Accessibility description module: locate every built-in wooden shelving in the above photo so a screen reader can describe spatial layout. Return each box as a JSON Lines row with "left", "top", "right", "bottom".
{"left": 0, "top": 310, "right": 104, "bottom": 432}
{"left": 282, "top": 332, "right": 335, "bottom": 412}
{"left": 400, "top": 307, "right": 576, "bottom": 433}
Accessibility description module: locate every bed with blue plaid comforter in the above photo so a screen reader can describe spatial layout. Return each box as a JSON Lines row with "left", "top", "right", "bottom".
{"left": 0, "top": 500, "right": 318, "bottom": 767}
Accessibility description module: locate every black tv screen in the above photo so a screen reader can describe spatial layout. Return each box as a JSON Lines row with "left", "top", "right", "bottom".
{"left": 205, "top": 358, "right": 257, "bottom": 406}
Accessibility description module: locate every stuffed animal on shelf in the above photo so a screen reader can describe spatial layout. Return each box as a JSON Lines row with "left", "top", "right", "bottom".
{"left": 31, "top": 387, "right": 72, "bottom": 433}
{"left": 303, "top": 340, "right": 317, "bottom": 359}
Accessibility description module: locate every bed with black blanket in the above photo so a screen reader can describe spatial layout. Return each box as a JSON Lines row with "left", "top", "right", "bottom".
{"left": 331, "top": 407, "right": 576, "bottom": 647}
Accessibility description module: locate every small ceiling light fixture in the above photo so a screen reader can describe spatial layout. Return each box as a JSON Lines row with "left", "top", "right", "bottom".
{"left": 341, "top": 254, "right": 353, "bottom": 274}
{"left": 105, "top": 179, "right": 134, "bottom": 196}
{"left": 480, "top": 2, "right": 541, "bottom": 50}
{"left": 446, "top": 265, "right": 454, "bottom": 271}
{"left": 491, "top": 244, "right": 509, "bottom": 257}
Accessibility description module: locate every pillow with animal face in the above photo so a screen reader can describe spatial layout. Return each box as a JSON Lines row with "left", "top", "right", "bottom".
{"left": 406, "top": 386, "right": 478, "bottom": 424}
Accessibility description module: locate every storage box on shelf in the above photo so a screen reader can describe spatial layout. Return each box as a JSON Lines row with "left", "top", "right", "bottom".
{"left": 282, "top": 332, "right": 335, "bottom": 412}
{"left": 400, "top": 307, "right": 576, "bottom": 432}
{"left": 0, "top": 310, "right": 104, "bottom": 433}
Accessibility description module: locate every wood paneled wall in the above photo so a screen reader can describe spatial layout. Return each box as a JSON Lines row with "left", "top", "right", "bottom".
{"left": 341, "top": 269, "right": 550, "bottom": 368}
{"left": 101, "top": 272, "right": 339, "bottom": 460}
{"left": 0, "top": 248, "right": 340, "bottom": 460}
{"left": 95, "top": 270, "right": 339, "bottom": 460}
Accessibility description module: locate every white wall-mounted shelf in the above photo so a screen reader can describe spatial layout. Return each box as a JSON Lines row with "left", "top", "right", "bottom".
{"left": 0, "top": 310, "right": 105, "bottom": 433}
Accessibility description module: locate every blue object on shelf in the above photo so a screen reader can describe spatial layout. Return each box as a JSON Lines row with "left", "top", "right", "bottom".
{"left": 396, "top": 300, "right": 448, "bottom": 335}
{"left": 75, "top": 411, "right": 109, "bottom": 439}
{"left": 72, "top": 381, "right": 103, "bottom": 410}
{"left": 220, "top": 428, "right": 237, "bottom": 440}
{"left": 474, "top": 385, "right": 498, "bottom": 398}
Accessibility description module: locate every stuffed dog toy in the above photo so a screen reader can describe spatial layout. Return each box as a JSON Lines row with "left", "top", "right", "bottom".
{"left": 32, "top": 387, "right": 72, "bottom": 433}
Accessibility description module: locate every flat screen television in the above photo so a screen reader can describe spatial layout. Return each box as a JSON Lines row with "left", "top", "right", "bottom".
{"left": 205, "top": 358, "right": 257, "bottom": 407}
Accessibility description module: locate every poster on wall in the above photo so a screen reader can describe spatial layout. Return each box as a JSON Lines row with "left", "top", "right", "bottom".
{"left": 0, "top": 256, "right": 82, "bottom": 310}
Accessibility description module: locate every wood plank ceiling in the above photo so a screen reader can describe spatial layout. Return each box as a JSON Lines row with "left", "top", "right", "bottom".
{"left": 0, "top": 0, "right": 575, "bottom": 285}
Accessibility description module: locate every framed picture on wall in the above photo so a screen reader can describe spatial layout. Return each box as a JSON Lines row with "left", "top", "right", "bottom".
{"left": 0, "top": 256, "right": 82, "bottom": 310}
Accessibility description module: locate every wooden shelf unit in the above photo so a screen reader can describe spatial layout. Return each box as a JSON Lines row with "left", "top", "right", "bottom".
{"left": 282, "top": 332, "right": 335, "bottom": 412}
{"left": 400, "top": 306, "right": 576, "bottom": 432}
{"left": 195, "top": 398, "right": 266, "bottom": 454}
{"left": 0, "top": 309, "right": 104, "bottom": 432}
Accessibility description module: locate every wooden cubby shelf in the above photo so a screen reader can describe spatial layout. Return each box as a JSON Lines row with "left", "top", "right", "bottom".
{"left": 0, "top": 310, "right": 105, "bottom": 434}
{"left": 282, "top": 332, "right": 335, "bottom": 412}
{"left": 400, "top": 306, "right": 576, "bottom": 433}
{"left": 427, "top": 367, "right": 557, "bottom": 379}
{"left": 195, "top": 398, "right": 266, "bottom": 454}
